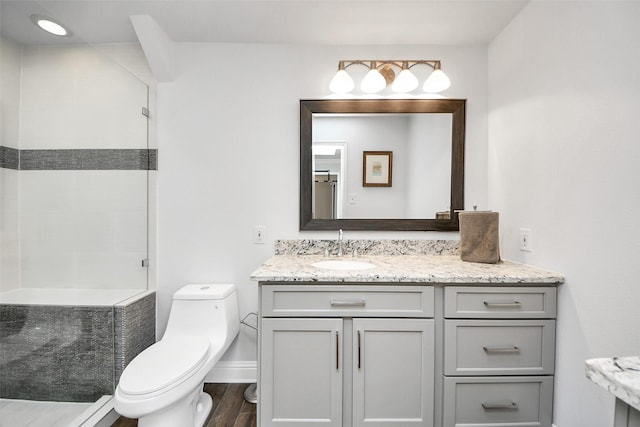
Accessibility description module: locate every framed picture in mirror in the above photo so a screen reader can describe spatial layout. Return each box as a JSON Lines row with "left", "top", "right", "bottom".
{"left": 363, "top": 151, "right": 392, "bottom": 187}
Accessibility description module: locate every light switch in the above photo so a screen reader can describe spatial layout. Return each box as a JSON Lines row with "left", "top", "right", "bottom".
{"left": 254, "top": 226, "right": 266, "bottom": 244}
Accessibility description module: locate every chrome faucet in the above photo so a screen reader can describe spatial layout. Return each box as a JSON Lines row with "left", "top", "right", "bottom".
{"left": 337, "top": 229, "right": 344, "bottom": 257}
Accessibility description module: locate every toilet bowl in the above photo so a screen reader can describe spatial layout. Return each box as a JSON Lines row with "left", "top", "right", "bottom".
{"left": 114, "top": 284, "right": 240, "bottom": 427}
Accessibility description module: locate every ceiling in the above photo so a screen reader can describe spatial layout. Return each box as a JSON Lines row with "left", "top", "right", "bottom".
{"left": 1, "top": 0, "right": 528, "bottom": 47}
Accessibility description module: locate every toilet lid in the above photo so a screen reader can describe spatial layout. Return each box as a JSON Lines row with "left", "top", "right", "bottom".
{"left": 118, "top": 336, "right": 211, "bottom": 396}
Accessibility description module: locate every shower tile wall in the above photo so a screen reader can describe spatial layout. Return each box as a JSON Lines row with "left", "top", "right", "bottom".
{"left": 114, "top": 292, "right": 156, "bottom": 382}
{"left": 0, "top": 37, "right": 21, "bottom": 292}
{"left": 19, "top": 170, "right": 149, "bottom": 289}
{"left": 13, "top": 43, "right": 151, "bottom": 290}
{"left": 0, "top": 304, "right": 115, "bottom": 402}
{"left": 0, "top": 293, "right": 155, "bottom": 402}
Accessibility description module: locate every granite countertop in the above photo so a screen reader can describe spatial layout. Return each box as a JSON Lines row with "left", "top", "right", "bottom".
{"left": 250, "top": 254, "right": 565, "bottom": 284}
{"left": 586, "top": 356, "right": 640, "bottom": 411}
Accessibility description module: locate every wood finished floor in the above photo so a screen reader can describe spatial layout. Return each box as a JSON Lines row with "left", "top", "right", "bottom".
{"left": 111, "top": 383, "right": 256, "bottom": 427}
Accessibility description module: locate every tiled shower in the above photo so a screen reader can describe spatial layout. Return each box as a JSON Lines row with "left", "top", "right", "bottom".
{"left": 0, "top": 36, "right": 156, "bottom": 424}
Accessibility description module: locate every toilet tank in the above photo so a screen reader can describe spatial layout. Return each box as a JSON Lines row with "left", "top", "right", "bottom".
{"left": 162, "top": 284, "right": 240, "bottom": 349}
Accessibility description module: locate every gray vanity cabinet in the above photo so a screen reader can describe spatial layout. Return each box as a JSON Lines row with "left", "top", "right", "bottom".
{"left": 442, "top": 286, "right": 557, "bottom": 427}
{"left": 615, "top": 400, "right": 640, "bottom": 427}
{"left": 258, "top": 283, "right": 559, "bottom": 427}
{"left": 259, "top": 285, "right": 435, "bottom": 427}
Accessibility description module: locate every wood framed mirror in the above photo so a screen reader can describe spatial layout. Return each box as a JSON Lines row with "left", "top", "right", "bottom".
{"left": 300, "top": 99, "right": 465, "bottom": 231}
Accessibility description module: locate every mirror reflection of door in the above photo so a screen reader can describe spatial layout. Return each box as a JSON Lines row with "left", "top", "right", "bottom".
{"left": 314, "top": 172, "right": 337, "bottom": 219}
{"left": 312, "top": 143, "right": 346, "bottom": 220}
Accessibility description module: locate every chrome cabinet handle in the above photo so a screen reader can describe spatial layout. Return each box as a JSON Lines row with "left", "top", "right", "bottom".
{"left": 482, "top": 401, "right": 518, "bottom": 410}
{"left": 336, "top": 331, "right": 339, "bottom": 370}
{"left": 357, "top": 330, "right": 362, "bottom": 369}
{"left": 483, "top": 345, "right": 520, "bottom": 353}
{"left": 330, "top": 299, "right": 366, "bottom": 307}
{"left": 483, "top": 300, "right": 521, "bottom": 308}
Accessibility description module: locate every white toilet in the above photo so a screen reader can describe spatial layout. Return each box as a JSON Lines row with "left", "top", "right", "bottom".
{"left": 114, "top": 284, "right": 240, "bottom": 427}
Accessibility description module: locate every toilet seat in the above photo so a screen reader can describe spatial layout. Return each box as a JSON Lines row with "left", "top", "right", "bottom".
{"left": 118, "top": 336, "right": 211, "bottom": 397}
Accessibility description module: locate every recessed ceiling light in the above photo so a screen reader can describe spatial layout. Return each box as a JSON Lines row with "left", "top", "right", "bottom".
{"left": 30, "top": 14, "right": 72, "bottom": 37}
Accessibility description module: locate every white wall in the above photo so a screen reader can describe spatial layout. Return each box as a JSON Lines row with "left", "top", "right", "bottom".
{"left": 488, "top": 2, "right": 640, "bottom": 426}
{"left": 155, "top": 43, "right": 489, "bottom": 364}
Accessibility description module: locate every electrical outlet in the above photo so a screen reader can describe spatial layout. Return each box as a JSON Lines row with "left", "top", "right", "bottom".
{"left": 254, "top": 225, "right": 266, "bottom": 244}
{"left": 519, "top": 228, "right": 532, "bottom": 252}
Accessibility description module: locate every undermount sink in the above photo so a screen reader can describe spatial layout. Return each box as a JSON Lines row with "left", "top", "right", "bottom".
{"left": 311, "top": 260, "right": 376, "bottom": 271}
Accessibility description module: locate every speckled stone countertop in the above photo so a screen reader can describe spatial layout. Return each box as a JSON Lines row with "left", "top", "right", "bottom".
{"left": 250, "top": 254, "right": 564, "bottom": 284}
{"left": 586, "top": 356, "right": 640, "bottom": 411}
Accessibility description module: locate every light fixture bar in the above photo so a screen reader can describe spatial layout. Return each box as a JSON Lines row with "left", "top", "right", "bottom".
{"left": 329, "top": 59, "right": 450, "bottom": 94}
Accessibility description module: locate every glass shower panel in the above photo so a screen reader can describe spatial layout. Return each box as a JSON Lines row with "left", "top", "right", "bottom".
{"left": 18, "top": 44, "right": 149, "bottom": 291}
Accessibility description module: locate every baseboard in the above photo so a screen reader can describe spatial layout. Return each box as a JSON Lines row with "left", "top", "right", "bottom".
{"left": 205, "top": 360, "right": 257, "bottom": 383}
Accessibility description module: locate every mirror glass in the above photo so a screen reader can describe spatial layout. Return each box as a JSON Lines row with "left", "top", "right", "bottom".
{"left": 313, "top": 114, "right": 451, "bottom": 220}
{"left": 300, "top": 99, "right": 465, "bottom": 231}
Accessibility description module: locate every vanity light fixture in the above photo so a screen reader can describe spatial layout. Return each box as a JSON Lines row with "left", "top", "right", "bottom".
{"left": 360, "top": 61, "right": 388, "bottom": 93}
{"left": 30, "top": 14, "right": 73, "bottom": 37}
{"left": 329, "top": 60, "right": 451, "bottom": 94}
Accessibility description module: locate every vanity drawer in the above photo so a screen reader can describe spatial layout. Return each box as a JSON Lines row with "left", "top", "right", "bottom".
{"left": 261, "top": 285, "right": 434, "bottom": 318}
{"left": 444, "top": 286, "right": 557, "bottom": 319}
{"left": 443, "top": 376, "right": 553, "bottom": 427}
{"left": 444, "top": 319, "right": 556, "bottom": 375}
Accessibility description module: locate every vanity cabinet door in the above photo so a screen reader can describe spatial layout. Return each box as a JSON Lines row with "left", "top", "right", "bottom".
{"left": 352, "top": 318, "right": 435, "bottom": 427}
{"left": 260, "top": 318, "right": 343, "bottom": 427}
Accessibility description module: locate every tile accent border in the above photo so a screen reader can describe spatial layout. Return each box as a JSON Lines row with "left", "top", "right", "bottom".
{"left": 0, "top": 146, "right": 19, "bottom": 169}
{"left": 0, "top": 147, "right": 157, "bottom": 170}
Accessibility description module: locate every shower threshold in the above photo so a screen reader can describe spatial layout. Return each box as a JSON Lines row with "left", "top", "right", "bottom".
{"left": 0, "top": 395, "right": 118, "bottom": 427}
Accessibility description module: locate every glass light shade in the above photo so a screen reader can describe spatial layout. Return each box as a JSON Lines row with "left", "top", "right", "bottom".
{"left": 423, "top": 69, "right": 451, "bottom": 93}
{"left": 360, "top": 68, "right": 387, "bottom": 93}
{"left": 329, "top": 69, "right": 355, "bottom": 93}
{"left": 392, "top": 69, "right": 419, "bottom": 93}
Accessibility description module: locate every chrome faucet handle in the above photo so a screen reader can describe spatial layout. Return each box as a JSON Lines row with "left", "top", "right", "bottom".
{"left": 337, "top": 229, "right": 344, "bottom": 257}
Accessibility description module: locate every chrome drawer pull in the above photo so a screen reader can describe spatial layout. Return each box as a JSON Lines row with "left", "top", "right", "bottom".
{"left": 482, "top": 401, "right": 519, "bottom": 410}
{"left": 483, "top": 345, "right": 520, "bottom": 353}
{"left": 330, "top": 299, "right": 366, "bottom": 307}
{"left": 483, "top": 300, "right": 521, "bottom": 308}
